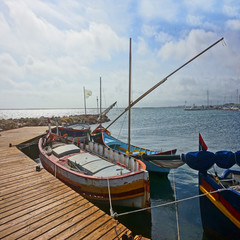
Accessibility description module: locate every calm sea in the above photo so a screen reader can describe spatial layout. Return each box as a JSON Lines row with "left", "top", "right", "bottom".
{"left": 1, "top": 107, "right": 239, "bottom": 240}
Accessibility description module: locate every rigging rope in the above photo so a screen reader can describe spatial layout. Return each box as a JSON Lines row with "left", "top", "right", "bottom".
{"left": 114, "top": 187, "right": 227, "bottom": 218}
{"left": 117, "top": 112, "right": 127, "bottom": 139}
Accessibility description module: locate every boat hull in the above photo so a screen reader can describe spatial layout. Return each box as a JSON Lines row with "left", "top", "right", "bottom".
{"left": 39, "top": 138, "right": 150, "bottom": 209}
{"left": 92, "top": 132, "right": 177, "bottom": 174}
{"left": 199, "top": 171, "right": 240, "bottom": 240}
{"left": 141, "top": 159, "right": 170, "bottom": 174}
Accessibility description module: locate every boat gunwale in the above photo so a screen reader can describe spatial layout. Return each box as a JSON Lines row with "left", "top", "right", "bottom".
{"left": 101, "top": 131, "right": 177, "bottom": 156}
{"left": 101, "top": 132, "right": 157, "bottom": 153}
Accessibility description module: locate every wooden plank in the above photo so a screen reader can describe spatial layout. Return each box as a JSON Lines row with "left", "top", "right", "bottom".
{"left": 0, "top": 173, "right": 55, "bottom": 194}
{"left": 1, "top": 197, "right": 88, "bottom": 239}
{"left": 0, "top": 177, "right": 60, "bottom": 200}
{"left": 18, "top": 204, "right": 100, "bottom": 240}
{"left": 0, "top": 192, "right": 82, "bottom": 233}
{"left": 0, "top": 188, "right": 74, "bottom": 224}
{"left": 0, "top": 180, "right": 64, "bottom": 210}
{"left": 67, "top": 214, "right": 112, "bottom": 240}
{"left": 0, "top": 184, "right": 67, "bottom": 214}
{"left": 82, "top": 217, "right": 120, "bottom": 240}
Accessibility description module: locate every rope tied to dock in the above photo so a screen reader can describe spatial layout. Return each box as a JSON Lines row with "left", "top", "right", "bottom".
{"left": 107, "top": 178, "right": 117, "bottom": 218}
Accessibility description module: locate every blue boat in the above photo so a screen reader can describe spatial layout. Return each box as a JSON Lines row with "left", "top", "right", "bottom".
{"left": 182, "top": 150, "right": 240, "bottom": 239}
{"left": 92, "top": 130, "right": 178, "bottom": 174}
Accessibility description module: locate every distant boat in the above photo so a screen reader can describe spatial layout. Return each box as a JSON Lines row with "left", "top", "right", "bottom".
{"left": 39, "top": 132, "right": 150, "bottom": 209}
{"left": 221, "top": 106, "right": 239, "bottom": 111}
{"left": 92, "top": 131, "right": 178, "bottom": 174}
{"left": 51, "top": 123, "right": 91, "bottom": 143}
{"left": 182, "top": 150, "right": 240, "bottom": 239}
{"left": 184, "top": 105, "right": 205, "bottom": 111}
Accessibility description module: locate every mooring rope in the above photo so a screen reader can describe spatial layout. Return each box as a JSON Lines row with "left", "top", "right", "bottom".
{"left": 114, "top": 187, "right": 226, "bottom": 218}
{"left": 107, "top": 178, "right": 116, "bottom": 218}
{"left": 172, "top": 170, "right": 181, "bottom": 240}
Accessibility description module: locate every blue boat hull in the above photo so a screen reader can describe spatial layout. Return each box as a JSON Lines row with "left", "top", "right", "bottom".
{"left": 92, "top": 132, "right": 176, "bottom": 174}
{"left": 142, "top": 159, "right": 170, "bottom": 174}
{"left": 199, "top": 171, "right": 240, "bottom": 240}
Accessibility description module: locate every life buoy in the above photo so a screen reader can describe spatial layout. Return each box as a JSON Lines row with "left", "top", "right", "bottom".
{"left": 137, "top": 160, "right": 146, "bottom": 170}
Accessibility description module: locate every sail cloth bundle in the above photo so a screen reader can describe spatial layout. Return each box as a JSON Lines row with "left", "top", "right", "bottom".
{"left": 182, "top": 150, "right": 240, "bottom": 172}
{"left": 141, "top": 154, "right": 185, "bottom": 169}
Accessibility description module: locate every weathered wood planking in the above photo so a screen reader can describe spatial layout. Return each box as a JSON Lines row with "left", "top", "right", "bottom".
{"left": 0, "top": 127, "right": 149, "bottom": 240}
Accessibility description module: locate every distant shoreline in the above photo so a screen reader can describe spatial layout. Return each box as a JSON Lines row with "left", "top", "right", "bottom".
{"left": 0, "top": 114, "right": 109, "bottom": 131}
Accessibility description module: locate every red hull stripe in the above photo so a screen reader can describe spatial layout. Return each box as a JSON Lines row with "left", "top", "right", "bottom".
{"left": 41, "top": 161, "right": 145, "bottom": 200}
{"left": 200, "top": 178, "right": 240, "bottom": 224}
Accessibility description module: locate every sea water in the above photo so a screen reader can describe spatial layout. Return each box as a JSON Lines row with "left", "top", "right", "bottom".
{"left": 1, "top": 107, "right": 239, "bottom": 239}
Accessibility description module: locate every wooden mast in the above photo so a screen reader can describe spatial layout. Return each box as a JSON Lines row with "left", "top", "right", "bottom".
{"left": 128, "top": 38, "right": 132, "bottom": 153}
{"left": 106, "top": 37, "right": 224, "bottom": 129}
{"left": 100, "top": 77, "right": 102, "bottom": 124}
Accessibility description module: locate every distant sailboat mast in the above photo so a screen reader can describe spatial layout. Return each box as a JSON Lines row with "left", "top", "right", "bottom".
{"left": 128, "top": 38, "right": 132, "bottom": 154}
{"left": 83, "top": 86, "right": 87, "bottom": 114}
{"left": 100, "top": 77, "right": 102, "bottom": 124}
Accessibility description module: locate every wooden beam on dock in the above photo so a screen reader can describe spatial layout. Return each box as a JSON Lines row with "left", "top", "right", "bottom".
{"left": 0, "top": 127, "right": 149, "bottom": 240}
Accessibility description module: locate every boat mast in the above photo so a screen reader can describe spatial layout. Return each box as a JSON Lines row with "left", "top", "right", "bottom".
{"left": 100, "top": 77, "right": 102, "bottom": 124}
{"left": 128, "top": 38, "right": 132, "bottom": 154}
{"left": 106, "top": 37, "right": 224, "bottom": 129}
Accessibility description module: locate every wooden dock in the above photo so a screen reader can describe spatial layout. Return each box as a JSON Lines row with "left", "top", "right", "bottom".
{"left": 0, "top": 127, "right": 149, "bottom": 240}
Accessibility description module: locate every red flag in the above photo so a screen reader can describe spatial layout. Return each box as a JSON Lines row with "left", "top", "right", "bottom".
{"left": 199, "top": 133, "right": 208, "bottom": 151}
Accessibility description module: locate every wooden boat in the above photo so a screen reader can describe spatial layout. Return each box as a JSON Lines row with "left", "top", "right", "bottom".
{"left": 182, "top": 150, "right": 240, "bottom": 239}
{"left": 92, "top": 130, "right": 178, "bottom": 174}
{"left": 39, "top": 133, "right": 150, "bottom": 209}
{"left": 51, "top": 123, "right": 91, "bottom": 143}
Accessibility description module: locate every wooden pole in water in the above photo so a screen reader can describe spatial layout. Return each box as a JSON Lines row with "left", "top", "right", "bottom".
{"left": 106, "top": 37, "right": 224, "bottom": 129}
{"left": 128, "top": 38, "right": 132, "bottom": 153}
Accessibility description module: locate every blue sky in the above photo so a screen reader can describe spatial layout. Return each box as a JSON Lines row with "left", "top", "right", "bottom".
{"left": 0, "top": 0, "right": 240, "bottom": 109}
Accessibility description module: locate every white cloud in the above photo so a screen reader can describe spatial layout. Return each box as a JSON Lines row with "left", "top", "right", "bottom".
{"left": 186, "top": 15, "right": 203, "bottom": 26}
{"left": 158, "top": 29, "right": 218, "bottom": 60}
{"left": 223, "top": 0, "right": 240, "bottom": 17}
{"left": 226, "top": 19, "right": 240, "bottom": 30}
{"left": 0, "top": 0, "right": 240, "bottom": 108}
{"left": 139, "top": 0, "right": 179, "bottom": 22}
{"left": 184, "top": 0, "right": 216, "bottom": 12}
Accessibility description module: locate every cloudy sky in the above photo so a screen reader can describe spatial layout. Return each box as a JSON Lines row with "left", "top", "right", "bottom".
{"left": 0, "top": 0, "right": 240, "bottom": 109}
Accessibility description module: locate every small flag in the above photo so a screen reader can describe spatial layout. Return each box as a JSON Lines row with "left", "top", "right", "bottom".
{"left": 199, "top": 133, "right": 208, "bottom": 151}
{"left": 85, "top": 89, "right": 92, "bottom": 98}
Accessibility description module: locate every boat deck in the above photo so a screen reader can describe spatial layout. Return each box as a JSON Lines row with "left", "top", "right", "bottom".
{"left": 48, "top": 143, "right": 131, "bottom": 177}
{"left": 0, "top": 127, "right": 149, "bottom": 240}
